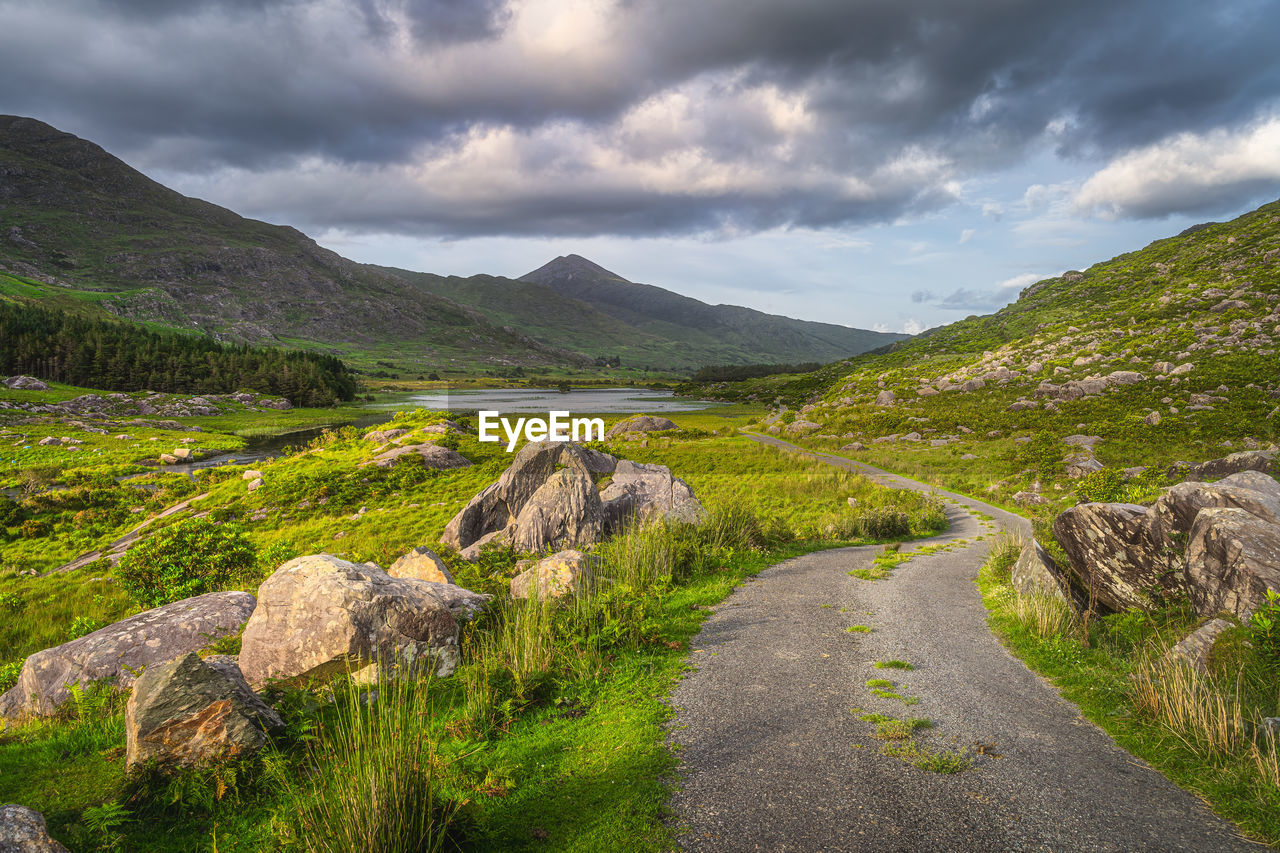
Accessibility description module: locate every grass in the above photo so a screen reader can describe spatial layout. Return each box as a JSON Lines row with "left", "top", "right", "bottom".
{"left": 874, "top": 660, "right": 915, "bottom": 671}
{"left": 978, "top": 539, "right": 1280, "bottom": 845}
{"left": 846, "top": 624, "right": 871, "bottom": 633}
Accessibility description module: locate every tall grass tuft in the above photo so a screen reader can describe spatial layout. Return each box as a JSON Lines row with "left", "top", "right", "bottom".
{"left": 283, "top": 675, "right": 466, "bottom": 853}
{"left": 1131, "top": 654, "right": 1245, "bottom": 759}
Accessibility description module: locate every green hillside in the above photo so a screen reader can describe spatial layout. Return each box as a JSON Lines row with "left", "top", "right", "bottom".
{"left": 0, "top": 115, "right": 584, "bottom": 374}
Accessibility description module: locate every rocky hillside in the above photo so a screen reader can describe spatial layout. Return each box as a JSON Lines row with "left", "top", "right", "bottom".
{"left": 0, "top": 115, "right": 583, "bottom": 371}
{"left": 701, "top": 198, "right": 1280, "bottom": 514}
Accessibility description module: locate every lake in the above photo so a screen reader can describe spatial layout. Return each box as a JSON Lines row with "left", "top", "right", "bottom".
{"left": 383, "top": 387, "right": 722, "bottom": 414}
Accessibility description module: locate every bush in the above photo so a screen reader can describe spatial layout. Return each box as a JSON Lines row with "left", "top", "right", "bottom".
{"left": 114, "top": 518, "right": 257, "bottom": 608}
{"left": 1248, "top": 589, "right": 1280, "bottom": 673}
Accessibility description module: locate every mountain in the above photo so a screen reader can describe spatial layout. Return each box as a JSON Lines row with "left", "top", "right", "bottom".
{"left": 511, "top": 254, "right": 906, "bottom": 369}
{"left": 0, "top": 115, "right": 582, "bottom": 372}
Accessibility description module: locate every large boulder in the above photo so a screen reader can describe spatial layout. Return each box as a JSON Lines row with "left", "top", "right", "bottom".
{"left": 238, "top": 555, "right": 489, "bottom": 688}
{"left": 600, "top": 459, "right": 703, "bottom": 531}
{"left": 510, "top": 550, "right": 596, "bottom": 600}
{"left": 441, "top": 441, "right": 616, "bottom": 552}
{"left": 0, "top": 805, "right": 68, "bottom": 852}
{"left": 388, "top": 547, "right": 454, "bottom": 585}
{"left": 1009, "top": 540, "right": 1084, "bottom": 609}
{"left": 125, "top": 653, "right": 283, "bottom": 772}
{"left": 0, "top": 592, "right": 256, "bottom": 719}
{"left": 1185, "top": 508, "right": 1280, "bottom": 618}
{"left": 1052, "top": 503, "right": 1181, "bottom": 612}
{"left": 606, "top": 415, "right": 678, "bottom": 438}
{"left": 2, "top": 375, "right": 49, "bottom": 391}
{"left": 507, "top": 468, "right": 605, "bottom": 553}
{"left": 1168, "top": 450, "right": 1277, "bottom": 481}
{"left": 1145, "top": 471, "right": 1280, "bottom": 552}
{"left": 363, "top": 443, "right": 472, "bottom": 470}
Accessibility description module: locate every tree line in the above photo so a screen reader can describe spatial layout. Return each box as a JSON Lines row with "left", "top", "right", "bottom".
{"left": 0, "top": 302, "right": 357, "bottom": 407}
{"left": 688, "top": 362, "right": 823, "bottom": 383}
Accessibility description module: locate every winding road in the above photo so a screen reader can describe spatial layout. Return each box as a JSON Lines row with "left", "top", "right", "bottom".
{"left": 666, "top": 432, "right": 1263, "bottom": 852}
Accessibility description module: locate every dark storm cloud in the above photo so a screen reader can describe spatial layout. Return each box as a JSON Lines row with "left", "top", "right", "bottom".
{"left": 1, "top": 0, "right": 1277, "bottom": 237}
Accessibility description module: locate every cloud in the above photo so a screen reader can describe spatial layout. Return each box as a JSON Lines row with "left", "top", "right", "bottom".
{"left": 1, "top": 0, "right": 1278, "bottom": 238}
{"left": 1074, "top": 114, "right": 1280, "bottom": 219}
{"left": 958, "top": 228, "right": 976, "bottom": 245}
{"left": 902, "top": 318, "right": 924, "bottom": 335}
{"left": 912, "top": 272, "right": 1048, "bottom": 312}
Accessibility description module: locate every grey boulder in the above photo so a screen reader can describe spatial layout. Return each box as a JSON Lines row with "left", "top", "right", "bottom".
{"left": 1052, "top": 503, "right": 1181, "bottom": 612}
{"left": 507, "top": 468, "right": 606, "bottom": 553}
{"left": 0, "top": 592, "right": 256, "bottom": 719}
{"left": 605, "top": 415, "right": 677, "bottom": 438}
{"left": 238, "top": 555, "right": 489, "bottom": 688}
{"left": 600, "top": 459, "right": 703, "bottom": 531}
{"left": 1010, "top": 540, "right": 1083, "bottom": 609}
{"left": 388, "top": 546, "right": 454, "bottom": 585}
{"left": 363, "top": 443, "right": 471, "bottom": 470}
{"left": 1185, "top": 508, "right": 1280, "bottom": 618}
{"left": 510, "top": 550, "right": 596, "bottom": 600}
{"left": 0, "top": 805, "right": 68, "bottom": 853}
{"left": 125, "top": 653, "right": 283, "bottom": 772}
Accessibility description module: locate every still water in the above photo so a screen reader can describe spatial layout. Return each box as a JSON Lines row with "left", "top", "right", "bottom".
{"left": 385, "top": 387, "right": 720, "bottom": 414}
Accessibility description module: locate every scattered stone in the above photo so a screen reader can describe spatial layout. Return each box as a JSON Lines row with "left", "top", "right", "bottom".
{"left": 605, "top": 415, "right": 677, "bottom": 438}
{"left": 0, "top": 804, "right": 68, "bottom": 852}
{"left": 246, "top": 477, "right": 264, "bottom": 492}
{"left": 1144, "top": 411, "right": 1162, "bottom": 426}
{"left": 510, "top": 550, "right": 595, "bottom": 600}
{"left": 238, "top": 555, "right": 489, "bottom": 688}
{"left": 2, "top": 375, "right": 49, "bottom": 391}
{"left": 125, "top": 653, "right": 283, "bottom": 772}
{"left": 1168, "top": 450, "right": 1277, "bottom": 481}
{"left": 1165, "top": 618, "right": 1233, "bottom": 674}
{"left": 961, "top": 453, "right": 978, "bottom": 461}
{"left": 874, "top": 390, "right": 896, "bottom": 406}
{"left": 841, "top": 442, "right": 865, "bottom": 451}
{"left": 1013, "top": 491, "right": 1048, "bottom": 506}
{"left": 388, "top": 547, "right": 454, "bottom": 585}
{"left": 364, "top": 427, "right": 408, "bottom": 444}
{"left": 0, "top": 592, "right": 256, "bottom": 719}
{"left": 242, "top": 469, "right": 262, "bottom": 480}
{"left": 159, "top": 453, "right": 179, "bottom": 464}
{"left": 364, "top": 443, "right": 472, "bottom": 470}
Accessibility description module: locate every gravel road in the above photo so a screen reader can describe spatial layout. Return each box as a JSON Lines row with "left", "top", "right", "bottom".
{"left": 665, "top": 433, "right": 1265, "bottom": 852}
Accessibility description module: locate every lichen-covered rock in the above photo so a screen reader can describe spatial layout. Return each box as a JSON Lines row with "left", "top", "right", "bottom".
{"left": 364, "top": 443, "right": 471, "bottom": 470}
{"left": 0, "top": 592, "right": 255, "bottom": 719}
{"left": 1165, "top": 618, "right": 1233, "bottom": 673}
{"left": 874, "top": 390, "right": 896, "bottom": 406}
{"left": 1010, "top": 540, "right": 1082, "bottom": 608}
{"left": 441, "top": 441, "right": 616, "bottom": 552}
{"left": 1185, "top": 508, "right": 1280, "bottom": 618}
{"left": 0, "top": 805, "right": 68, "bottom": 852}
{"left": 508, "top": 468, "right": 605, "bottom": 553}
{"left": 605, "top": 415, "right": 677, "bottom": 438}
{"left": 2, "top": 375, "right": 49, "bottom": 391}
{"left": 1168, "top": 450, "right": 1277, "bottom": 481}
{"left": 125, "top": 653, "right": 283, "bottom": 771}
{"left": 1052, "top": 503, "right": 1181, "bottom": 612}
{"left": 600, "top": 459, "right": 703, "bottom": 531}
{"left": 1145, "top": 471, "right": 1280, "bottom": 552}
{"left": 388, "top": 547, "right": 454, "bottom": 585}
{"left": 238, "top": 555, "right": 489, "bottom": 688}
{"left": 510, "top": 550, "right": 596, "bottom": 600}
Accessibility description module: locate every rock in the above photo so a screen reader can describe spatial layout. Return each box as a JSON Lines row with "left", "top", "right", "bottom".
{"left": 1211, "top": 299, "right": 1249, "bottom": 313}
{"left": 1063, "top": 435, "right": 1102, "bottom": 450}
{"left": 1011, "top": 540, "right": 1081, "bottom": 607}
{"left": 1064, "top": 455, "right": 1105, "bottom": 479}
{"left": 508, "top": 467, "right": 605, "bottom": 553}
{"left": 1144, "top": 411, "right": 1162, "bottom": 426}
{"left": 1170, "top": 362, "right": 1195, "bottom": 376}
{"left": 960, "top": 379, "right": 986, "bottom": 392}
{"left": 1027, "top": 361, "right": 1043, "bottom": 374}
{"left": 0, "top": 805, "right": 68, "bottom": 852}
{"left": 1165, "top": 618, "right": 1233, "bottom": 673}
{"left": 961, "top": 453, "right": 978, "bottom": 461}
{"left": 256, "top": 398, "right": 293, "bottom": 410}
{"left": 600, "top": 459, "right": 703, "bottom": 531}
{"left": 246, "top": 477, "right": 264, "bottom": 491}
{"left": 784, "top": 419, "right": 821, "bottom": 435}
{"left": 388, "top": 547, "right": 454, "bottom": 585}
{"left": 1052, "top": 503, "right": 1181, "bottom": 613}
{"left": 874, "top": 390, "right": 896, "bottom": 406}
{"left": 605, "top": 415, "right": 677, "bottom": 438}
{"left": 841, "top": 442, "right": 866, "bottom": 451}
{"left": 1105, "top": 370, "right": 1145, "bottom": 386}
{"left": 510, "top": 550, "right": 595, "bottom": 600}
{"left": 238, "top": 555, "right": 489, "bottom": 688}
{"left": 1145, "top": 471, "right": 1280, "bottom": 552}
{"left": 2, "top": 375, "right": 50, "bottom": 391}
{"left": 172, "top": 447, "right": 193, "bottom": 460}
{"left": 125, "top": 653, "right": 283, "bottom": 772}
{"left": 917, "top": 386, "right": 938, "bottom": 396}
{"left": 442, "top": 441, "right": 616, "bottom": 553}
{"left": 1013, "top": 491, "right": 1048, "bottom": 506}
{"left": 159, "top": 453, "right": 179, "bottom": 464}
{"left": 36, "top": 437, "right": 61, "bottom": 446}
{"left": 1007, "top": 400, "right": 1038, "bottom": 411}
{"left": 1185, "top": 508, "right": 1280, "bottom": 618}
{"left": 242, "top": 469, "right": 262, "bottom": 480}
{"left": 364, "top": 428, "right": 408, "bottom": 443}
{"left": 364, "top": 443, "right": 472, "bottom": 470}
{"left": 0, "top": 592, "right": 256, "bottom": 719}
{"left": 1168, "top": 450, "right": 1277, "bottom": 481}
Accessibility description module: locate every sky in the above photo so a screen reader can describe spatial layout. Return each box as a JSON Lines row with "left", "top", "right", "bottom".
{"left": 3, "top": 0, "right": 1280, "bottom": 334}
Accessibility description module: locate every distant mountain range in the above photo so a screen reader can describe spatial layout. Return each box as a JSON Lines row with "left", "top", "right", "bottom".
{"left": 0, "top": 115, "right": 901, "bottom": 374}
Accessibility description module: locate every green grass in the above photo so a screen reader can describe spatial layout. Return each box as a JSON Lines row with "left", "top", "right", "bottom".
{"left": 846, "top": 624, "right": 871, "bottom": 633}
{"left": 874, "top": 660, "right": 915, "bottom": 671}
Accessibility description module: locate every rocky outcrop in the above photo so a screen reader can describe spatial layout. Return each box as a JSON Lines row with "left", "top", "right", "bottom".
{"left": 1185, "top": 508, "right": 1280, "bottom": 618}
{"left": 600, "top": 459, "right": 703, "bottom": 530}
{"left": 2, "top": 375, "right": 48, "bottom": 391}
{"left": 0, "top": 592, "right": 256, "bottom": 719}
{"left": 1145, "top": 471, "right": 1280, "bottom": 552}
{"left": 125, "top": 653, "right": 283, "bottom": 771}
{"left": 0, "top": 805, "right": 69, "bottom": 852}
{"left": 605, "top": 415, "right": 677, "bottom": 438}
{"left": 238, "top": 555, "right": 489, "bottom": 688}
{"left": 442, "top": 441, "right": 617, "bottom": 556}
{"left": 363, "top": 443, "right": 472, "bottom": 469}
{"left": 1166, "top": 618, "right": 1233, "bottom": 673}
{"left": 1168, "top": 450, "right": 1277, "bottom": 481}
{"left": 1010, "top": 540, "right": 1083, "bottom": 608}
{"left": 388, "top": 547, "right": 454, "bottom": 585}
{"left": 1052, "top": 503, "right": 1181, "bottom": 612}
{"left": 510, "top": 550, "right": 596, "bottom": 600}
{"left": 506, "top": 468, "right": 606, "bottom": 553}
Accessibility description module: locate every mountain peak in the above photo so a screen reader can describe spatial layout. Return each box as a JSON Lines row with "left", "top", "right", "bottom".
{"left": 519, "top": 254, "right": 632, "bottom": 286}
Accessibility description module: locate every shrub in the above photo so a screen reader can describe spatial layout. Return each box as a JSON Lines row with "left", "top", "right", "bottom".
{"left": 114, "top": 518, "right": 257, "bottom": 608}
{"left": 1248, "top": 589, "right": 1280, "bottom": 673}
{"left": 0, "top": 660, "right": 21, "bottom": 692}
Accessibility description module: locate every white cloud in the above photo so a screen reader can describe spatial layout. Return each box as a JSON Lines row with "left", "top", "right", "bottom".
{"left": 1074, "top": 114, "right": 1280, "bottom": 219}
{"left": 902, "top": 318, "right": 924, "bottom": 335}
{"left": 872, "top": 322, "right": 891, "bottom": 333}
{"left": 995, "top": 272, "right": 1043, "bottom": 291}
{"left": 958, "top": 228, "right": 975, "bottom": 244}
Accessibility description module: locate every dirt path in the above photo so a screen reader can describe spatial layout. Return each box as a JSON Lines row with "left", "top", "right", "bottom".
{"left": 666, "top": 433, "right": 1262, "bottom": 852}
